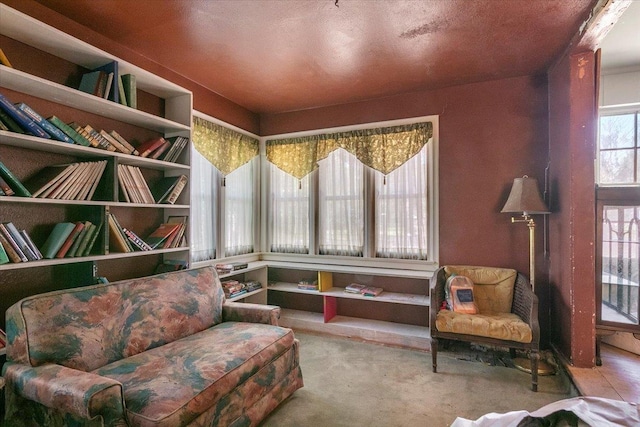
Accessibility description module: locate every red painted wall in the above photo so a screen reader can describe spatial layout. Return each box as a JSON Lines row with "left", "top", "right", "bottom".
{"left": 548, "top": 51, "right": 597, "bottom": 367}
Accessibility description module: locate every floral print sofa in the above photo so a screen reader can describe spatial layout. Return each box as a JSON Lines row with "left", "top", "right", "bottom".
{"left": 2, "top": 266, "right": 303, "bottom": 426}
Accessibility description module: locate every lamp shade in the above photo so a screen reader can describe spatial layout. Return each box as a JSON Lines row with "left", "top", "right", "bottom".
{"left": 501, "top": 176, "right": 550, "bottom": 215}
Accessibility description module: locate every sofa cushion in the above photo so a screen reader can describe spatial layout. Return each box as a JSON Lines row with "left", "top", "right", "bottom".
{"left": 92, "top": 321, "right": 295, "bottom": 427}
{"left": 443, "top": 266, "right": 517, "bottom": 314}
{"left": 6, "top": 266, "right": 225, "bottom": 371}
{"left": 435, "top": 310, "right": 532, "bottom": 343}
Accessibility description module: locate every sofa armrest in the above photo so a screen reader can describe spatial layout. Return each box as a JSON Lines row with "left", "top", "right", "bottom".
{"left": 3, "top": 362, "right": 125, "bottom": 424}
{"left": 222, "top": 301, "right": 281, "bottom": 325}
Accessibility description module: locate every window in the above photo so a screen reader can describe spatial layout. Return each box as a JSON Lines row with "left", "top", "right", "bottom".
{"left": 190, "top": 113, "right": 259, "bottom": 262}
{"left": 266, "top": 118, "right": 438, "bottom": 265}
{"left": 375, "top": 144, "right": 428, "bottom": 259}
{"left": 190, "top": 145, "right": 218, "bottom": 262}
{"left": 598, "top": 112, "right": 639, "bottom": 184}
{"left": 224, "top": 159, "right": 256, "bottom": 256}
{"left": 318, "top": 149, "right": 364, "bottom": 256}
{"left": 596, "top": 109, "right": 640, "bottom": 330}
{"left": 269, "top": 164, "right": 310, "bottom": 254}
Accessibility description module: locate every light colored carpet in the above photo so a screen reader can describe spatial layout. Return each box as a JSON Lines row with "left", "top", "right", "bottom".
{"left": 261, "top": 332, "right": 577, "bottom": 427}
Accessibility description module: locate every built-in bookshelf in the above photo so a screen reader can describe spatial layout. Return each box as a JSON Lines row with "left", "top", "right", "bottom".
{"left": 266, "top": 262, "right": 431, "bottom": 350}
{"left": 0, "top": 4, "right": 192, "bottom": 326}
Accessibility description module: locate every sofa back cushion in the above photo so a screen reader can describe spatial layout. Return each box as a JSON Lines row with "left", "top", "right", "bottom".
{"left": 443, "top": 266, "right": 517, "bottom": 314}
{"left": 6, "top": 266, "right": 225, "bottom": 371}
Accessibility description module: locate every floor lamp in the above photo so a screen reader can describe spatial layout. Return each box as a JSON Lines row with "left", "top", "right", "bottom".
{"left": 501, "top": 175, "right": 555, "bottom": 375}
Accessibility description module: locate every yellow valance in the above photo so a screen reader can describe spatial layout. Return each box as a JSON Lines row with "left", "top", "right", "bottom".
{"left": 266, "top": 122, "right": 432, "bottom": 179}
{"left": 192, "top": 116, "right": 259, "bottom": 175}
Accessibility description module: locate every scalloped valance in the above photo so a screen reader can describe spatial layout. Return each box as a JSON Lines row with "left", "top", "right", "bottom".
{"left": 266, "top": 122, "right": 433, "bottom": 179}
{"left": 192, "top": 116, "right": 259, "bottom": 175}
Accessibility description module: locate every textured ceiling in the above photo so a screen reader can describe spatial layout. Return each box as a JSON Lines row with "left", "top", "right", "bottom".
{"left": 33, "top": 0, "right": 597, "bottom": 114}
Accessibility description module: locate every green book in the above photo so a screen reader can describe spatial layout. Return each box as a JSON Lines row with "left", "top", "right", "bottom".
{"left": 47, "top": 116, "right": 92, "bottom": 147}
{"left": 73, "top": 222, "right": 95, "bottom": 257}
{"left": 81, "top": 220, "right": 103, "bottom": 256}
{"left": 40, "top": 222, "right": 76, "bottom": 259}
{"left": 66, "top": 221, "right": 92, "bottom": 257}
{"left": 0, "top": 160, "right": 31, "bottom": 197}
{"left": 121, "top": 74, "right": 136, "bottom": 109}
{"left": 0, "top": 238, "right": 9, "bottom": 264}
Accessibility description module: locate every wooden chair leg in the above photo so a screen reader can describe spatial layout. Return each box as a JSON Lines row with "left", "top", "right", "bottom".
{"left": 431, "top": 337, "right": 438, "bottom": 373}
{"left": 530, "top": 350, "right": 539, "bottom": 392}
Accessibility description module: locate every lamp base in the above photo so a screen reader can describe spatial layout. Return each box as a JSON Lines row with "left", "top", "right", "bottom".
{"left": 513, "top": 357, "right": 556, "bottom": 376}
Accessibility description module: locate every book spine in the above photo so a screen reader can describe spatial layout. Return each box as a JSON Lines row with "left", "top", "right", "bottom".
{"left": 99, "top": 130, "right": 130, "bottom": 154}
{"left": 82, "top": 220, "right": 103, "bottom": 256}
{"left": 0, "top": 238, "right": 9, "bottom": 264}
{"left": 109, "top": 130, "right": 138, "bottom": 155}
{"left": 0, "top": 176, "right": 15, "bottom": 196}
{"left": 0, "top": 160, "right": 31, "bottom": 197}
{"left": 19, "top": 229, "right": 43, "bottom": 260}
{"left": 0, "top": 223, "right": 28, "bottom": 262}
{"left": 47, "top": 116, "right": 92, "bottom": 146}
{"left": 86, "top": 127, "right": 116, "bottom": 151}
{"left": 55, "top": 222, "right": 85, "bottom": 258}
{"left": 0, "top": 232, "right": 23, "bottom": 263}
{"left": 0, "top": 108, "right": 25, "bottom": 133}
{"left": 15, "top": 103, "right": 74, "bottom": 144}
{"left": 122, "top": 228, "right": 153, "bottom": 251}
{"left": 0, "top": 93, "right": 50, "bottom": 138}
{"left": 73, "top": 125, "right": 100, "bottom": 148}
{"left": 164, "top": 175, "right": 187, "bottom": 204}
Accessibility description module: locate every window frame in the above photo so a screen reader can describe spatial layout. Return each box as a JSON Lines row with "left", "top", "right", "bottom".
{"left": 261, "top": 115, "right": 439, "bottom": 272}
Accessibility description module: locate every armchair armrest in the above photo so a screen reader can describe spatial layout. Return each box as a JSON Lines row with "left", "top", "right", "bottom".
{"left": 512, "top": 273, "right": 540, "bottom": 344}
{"left": 222, "top": 301, "right": 281, "bottom": 325}
{"left": 3, "top": 362, "right": 125, "bottom": 424}
{"left": 430, "top": 267, "right": 447, "bottom": 332}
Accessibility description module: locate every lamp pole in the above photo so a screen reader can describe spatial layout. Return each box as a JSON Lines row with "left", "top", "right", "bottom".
{"left": 511, "top": 214, "right": 536, "bottom": 293}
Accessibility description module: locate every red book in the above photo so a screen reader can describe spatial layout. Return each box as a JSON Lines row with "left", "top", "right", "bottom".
{"left": 137, "top": 137, "right": 167, "bottom": 158}
{"left": 55, "top": 222, "right": 85, "bottom": 258}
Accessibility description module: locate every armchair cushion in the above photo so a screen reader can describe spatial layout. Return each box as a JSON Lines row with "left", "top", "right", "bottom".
{"left": 444, "top": 266, "right": 517, "bottom": 314}
{"left": 435, "top": 311, "right": 533, "bottom": 343}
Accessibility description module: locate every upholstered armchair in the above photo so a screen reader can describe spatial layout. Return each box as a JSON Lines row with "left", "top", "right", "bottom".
{"left": 430, "top": 265, "right": 541, "bottom": 391}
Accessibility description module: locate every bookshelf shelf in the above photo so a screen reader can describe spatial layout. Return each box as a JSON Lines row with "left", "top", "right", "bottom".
{"left": 0, "top": 4, "right": 192, "bottom": 318}
{"left": 0, "top": 66, "right": 190, "bottom": 133}
{"left": 268, "top": 282, "right": 430, "bottom": 306}
{"left": 0, "top": 131, "right": 190, "bottom": 171}
{"left": 0, "top": 247, "right": 189, "bottom": 271}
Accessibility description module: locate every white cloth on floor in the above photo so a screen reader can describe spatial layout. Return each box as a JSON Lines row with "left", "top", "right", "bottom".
{"left": 450, "top": 396, "right": 640, "bottom": 427}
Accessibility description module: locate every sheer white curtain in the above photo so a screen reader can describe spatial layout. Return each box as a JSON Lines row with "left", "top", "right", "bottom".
{"left": 224, "top": 159, "right": 255, "bottom": 256}
{"left": 318, "top": 148, "right": 364, "bottom": 256}
{"left": 270, "top": 163, "right": 310, "bottom": 253}
{"left": 190, "top": 145, "right": 218, "bottom": 262}
{"left": 375, "top": 145, "right": 428, "bottom": 259}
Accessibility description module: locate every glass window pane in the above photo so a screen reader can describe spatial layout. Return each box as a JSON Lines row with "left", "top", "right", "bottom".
{"left": 375, "top": 145, "right": 428, "bottom": 260}
{"left": 600, "top": 114, "right": 635, "bottom": 149}
{"left": 599, "top": 149, "right": 635, "bottom": 184}
{"left": 190, "top": 146, "right": 217, "bottom": 262}
{"left": 224, "top": 160, "right": 254, "bottom": 256}
{"left": 318, "top": 148, "right": 364, "bottom": 256}
{"left": 600, "top": 205, "right": 639, "bottom": 325}
{"left": 270, "top": 164, "right": 310, "bottom": 254}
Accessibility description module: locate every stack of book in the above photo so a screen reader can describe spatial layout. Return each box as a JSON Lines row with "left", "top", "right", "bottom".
{"left": 117, "top": 164, "right": 155, "bottom": 204}
{"left": 297, "top": 279, "right": 318, "bottom": 291}
{"left": 161, "top": 136, "right": 189, "bottom": 163}
{"left": 244, "top": 280, "right": 262, "bottom": 292}
{"left": 77, "top": 61, "right": 136, "bottom": 108}
{"left": 40, "top": 220, "right": 103, "bottom": 259}
{"left": 107, "top": 213, "right": 151, "bottom": 253}
{"left": 345, "top": 283, "right": 384, "bottom": 297}
{"left": 24, "top": 160, "right": 107, "bottom": 201}
{"left": 0, "top": 222, "right": 42, "bottom": 263}
{"left": 145, "top": 220, "right": 186, "bottom": 250}
{"left": 215, "top": 262, "right": 248, "bottom": 274}
{"left": 221, "top": 280, "right": 247, "bottom": 299}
